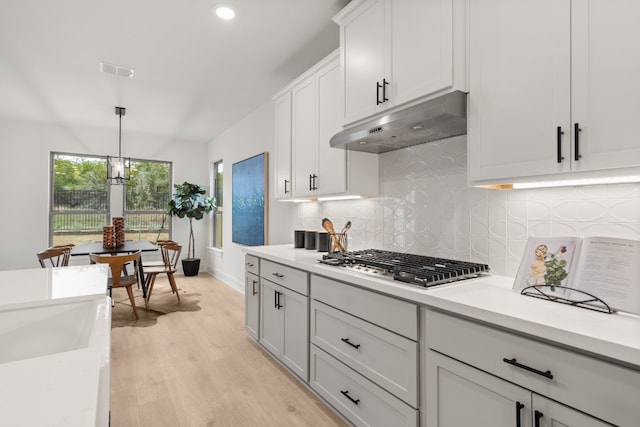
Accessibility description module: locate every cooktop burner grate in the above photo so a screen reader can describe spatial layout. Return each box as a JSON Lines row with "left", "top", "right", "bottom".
{"left": 320, "top": 249, "right": 490, "bottom": 287}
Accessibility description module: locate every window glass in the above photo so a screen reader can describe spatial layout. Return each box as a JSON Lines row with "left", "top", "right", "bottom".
{"left": 213, "top": 160, "right": 223, "bottom": 248}
{"left": 124, "top": 159, "right": 172, "bottom": 243}
{"left": 50, "top": 153, "right": 109, "bottom": 245}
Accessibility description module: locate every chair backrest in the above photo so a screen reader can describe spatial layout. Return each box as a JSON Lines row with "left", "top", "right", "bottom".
{"left": 51, "top": 244, "right": 74, "bottom": 266}
{"left": 37, "top": 247, "right": 70, "bottom": 268}
{"left": 161, "top": 242, "right": 182, "bottom": 269}
{"left": 89, "top": 251, "right": 141, "bottom": 288}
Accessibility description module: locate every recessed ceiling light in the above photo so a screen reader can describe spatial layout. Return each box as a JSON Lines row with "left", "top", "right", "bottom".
{"left": 214, "top": 4, "right": 235, "bottom": 20}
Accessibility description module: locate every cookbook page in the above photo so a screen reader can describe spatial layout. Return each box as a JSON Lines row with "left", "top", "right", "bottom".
{"left": 572, "top": 236, "right": 640, "bottom": 314}
{"left": 513, "top": 237, "right": 581, "bottom": 293}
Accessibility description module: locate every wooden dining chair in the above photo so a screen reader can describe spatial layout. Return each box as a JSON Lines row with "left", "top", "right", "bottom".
{"left": 51, "top": 244, "right": 75, "bottom": 266}
{"left": 37, "top": 247, "right": 70, "bottom": 268}
{"left": 90, "top": 251, "right": 142, "bottom": 319}
{"left": 144, "top": 242, "right": 182, "bottom": 307}
{"left": 143, "top": 240, "right": 176, "bottom": 268}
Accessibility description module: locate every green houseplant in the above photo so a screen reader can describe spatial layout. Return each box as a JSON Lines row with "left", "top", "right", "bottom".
{"left": 168, "top": 181, "right": 216, "bottom": 276}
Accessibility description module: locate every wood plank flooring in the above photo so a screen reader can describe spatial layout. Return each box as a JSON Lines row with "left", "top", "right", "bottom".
{"left": 110, "top": 273, "right": 348, "bottom": 427}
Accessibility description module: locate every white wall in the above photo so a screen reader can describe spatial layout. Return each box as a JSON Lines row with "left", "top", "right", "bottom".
{"left": 0, "top": 117, "right": 209, "bottom": 271}
{"left": 206, "top": 101, "right": 296, "bottom": 292}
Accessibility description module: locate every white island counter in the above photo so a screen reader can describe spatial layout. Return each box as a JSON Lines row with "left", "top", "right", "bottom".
{"left": 0, "top": 265, "right": 111, "bottom": 427}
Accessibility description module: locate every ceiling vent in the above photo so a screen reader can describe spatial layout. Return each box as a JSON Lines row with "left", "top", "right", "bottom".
{"left": 99, "top": 62, "right": 135, "bottom": 78}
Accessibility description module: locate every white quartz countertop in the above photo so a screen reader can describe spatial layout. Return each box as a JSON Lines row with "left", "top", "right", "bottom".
{"left": 245, "top": 245, "right": 640, "bottom": 369}
{"left": 0, "top": 264, "right": 109, "bottom": 310}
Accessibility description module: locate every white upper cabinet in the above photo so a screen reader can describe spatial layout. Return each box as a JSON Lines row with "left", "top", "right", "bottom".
{"left": 273, "top": 92, "right": 292, "bottom": 199}
{"left": 274, "top": 50, "right": 379, "bottom": 199}
{"left": 469, "top": 0, "right": 640, "bottom": 186}
{"left": 334, "top": 0, "right": 461, "bottom": 126}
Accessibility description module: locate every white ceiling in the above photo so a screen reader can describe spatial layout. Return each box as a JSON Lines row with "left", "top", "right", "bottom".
{"left": 0, "top": 0, "right": 349, "bottom": 143}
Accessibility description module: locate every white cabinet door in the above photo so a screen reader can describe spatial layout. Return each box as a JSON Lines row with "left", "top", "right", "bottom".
{"left": 571, "top": 0, "right": 640, "bottom": 173}
{"left": 316, "top": 59, "right": 346, "bottom": 196}
{"left": 425, "top": 350, "right": 532, "bottom": 427}
{"left": 273, "top": 92, "right": 292, "bottom": 199}
{"left": 532, "top": 394, "right": 611, "bottom": 427}
{"left": 291, "top": 77, "right": 317, "bottom": 197}
{"left": 244, "top": 272, "right": 259, "bottom": 340}
{"left": 390, "top": 0, "right": 453, "bottom": 108}
{"left": 280, "top": 287, "right": 309, "bottom": 381}
{"left": 468, "top": 0, "right": 572, "bottom": 183}
{"left": 259, "top": 280, "right": 282, "bottom": 357}
{"left": 340, "top": 0, "right": 386, "bottom": 124}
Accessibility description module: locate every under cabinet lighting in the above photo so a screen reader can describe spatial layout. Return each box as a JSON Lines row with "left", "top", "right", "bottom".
{"left": 511, "top": 175, "right": 640, "bottom": 189}
{"left": 317, "top": 195, "right": 365, "bottom": 202}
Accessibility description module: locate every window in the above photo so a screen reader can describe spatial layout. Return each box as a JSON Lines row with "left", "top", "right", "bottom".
{"left": 212, "top": 160, "right": 223, "bottom": 248}
{"left": 124, "top": 159, "right": 172, "bottom": 243}
{"left": 50, "top": 153, "right": 172, "bottom": 246}
{"left": 50, "top": 153, "right": 110, "bottom": 246}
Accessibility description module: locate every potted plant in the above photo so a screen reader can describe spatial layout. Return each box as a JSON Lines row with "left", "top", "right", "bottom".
{"left": 168, "top": 181, "right": 216, "bottom": 276}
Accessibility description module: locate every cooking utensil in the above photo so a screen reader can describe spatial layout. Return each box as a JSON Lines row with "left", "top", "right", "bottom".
{"left": 322, "top": 218, "right": 345, "bottom": 252}
{"left": 340, "top": 220, "right": 352, "bottom": 235}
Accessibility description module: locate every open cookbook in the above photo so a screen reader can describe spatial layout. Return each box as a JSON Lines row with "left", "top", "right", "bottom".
{"left": 513, "top": 236, "right": 640, "bottom": 314}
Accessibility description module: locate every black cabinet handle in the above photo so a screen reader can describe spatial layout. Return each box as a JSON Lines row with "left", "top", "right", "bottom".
{"left": 340, "top": 390, "right": 360, "bottom": 406}
{"left": 274, "top": 291, "right": 283, "bottom": 310}
{"left": 516, "top": 401, "right": 525, "bottom": 427}
{"left": 382, "top": 78, "right": 389, "bottom": 102}
{"left": 376, "top": 81, "right": 382, "bottom": 105}
{"left": 271, "top": 272, "right": 284, "bottom": 279}
{"left": 284, "top": 179, "right": 289, "bottom": 194}
{"left": 309, "top": 174, "right": 313, "bottom": 191}
{"left": 311, "top": 174, "right": 318, "bottom": 191}
{"left": 503, "top": 358, "right": 553, "bottom": 379}
{"left": 556, "top": 126, "right": 564, "bottom": 163}
{"left": 246, "top": 262, "right": 254, "bottom": 267}
{"left": 574, "top": 123, "right": 582, "bottom": 161}
{"left": 251, "top": 279, "right": 257, "bottom": 296}
{"left": 340, "top": 337, "right": 361, "bottom": 349}
{"left": 534, "top": 410, "right": 544, "bottom": 427}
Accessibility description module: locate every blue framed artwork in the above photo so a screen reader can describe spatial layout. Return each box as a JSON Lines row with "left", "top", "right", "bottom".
{"left": 232, "top": 152, "right": 269, "bottom": 246}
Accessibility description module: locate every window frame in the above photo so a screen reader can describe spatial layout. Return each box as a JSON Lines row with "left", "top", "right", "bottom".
{"left": 212, "top": 159, "right": 223, "bottom": 249}
{"left": 49, "top": 151, "right": 111, "bottom": 246}
{"left": 123, "top": 157, "right": 173, "bottom": 244}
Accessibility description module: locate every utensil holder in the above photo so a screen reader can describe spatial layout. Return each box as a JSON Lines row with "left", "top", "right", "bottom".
{"left": 328, "top": 233, "right": 347, "bottom": 253}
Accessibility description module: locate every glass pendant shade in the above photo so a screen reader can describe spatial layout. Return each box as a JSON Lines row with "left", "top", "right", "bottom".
{"left": 107, "top": 155, "right": 131, "bottom": 184}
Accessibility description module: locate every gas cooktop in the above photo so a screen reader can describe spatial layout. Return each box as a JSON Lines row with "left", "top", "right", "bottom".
{"left": 320, "top": 249, "right": 490, "bottom": 288}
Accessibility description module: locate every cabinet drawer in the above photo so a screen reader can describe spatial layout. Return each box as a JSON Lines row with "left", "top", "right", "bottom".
{"left": 245, "top": 254, "right": 259, "bottom": 275}
{"left": 310, "top": 346, "right": 418, "bottom": 427}
{"left": 311, "top": 300, "right": 418, "bottom": 407}
{"left": 425, "top": 309, "right": 640, "bottom": 427}
{"left": 311, "top": 275, "right": 418, "bottom": 340}
{"left": 261, "top": 259, "right": 308, "bottom": 296}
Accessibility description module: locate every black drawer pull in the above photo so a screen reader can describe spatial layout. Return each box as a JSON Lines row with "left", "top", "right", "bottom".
{"left": 340, "top": 337, "right": 361, "bottom": 349}
{"left": 271, "top": 272, "right": 284, "bottom": 279}
{"left": 246, "top": 262, "right": 254, "bottom": 267}
{"left": 340, "top": 390, "right": 360, "bottom": 405}
{"left": 284, "top": 179, "right": 289, "bottom": 194}
{"left": 251, "top": 279, "right": 257, "bottom": 296}
{"left": 503, "top": 358, "right": 553, "bottom": 379}
{"left": 516, "top": 401, "right": 525, "bottom": 427}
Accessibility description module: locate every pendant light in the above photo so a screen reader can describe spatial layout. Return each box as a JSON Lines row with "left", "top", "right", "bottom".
{"left": 107, "top": 106, "right": 131, "bottom": 185}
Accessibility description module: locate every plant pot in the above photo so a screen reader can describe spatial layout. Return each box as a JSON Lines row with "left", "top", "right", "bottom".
{"left": 182, "top": 258, "right": 201, "bottom": 276}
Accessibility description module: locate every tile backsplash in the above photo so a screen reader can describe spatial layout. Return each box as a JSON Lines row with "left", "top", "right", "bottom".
{"left": 296, "top": 135, "right": 640, "bottom": 277}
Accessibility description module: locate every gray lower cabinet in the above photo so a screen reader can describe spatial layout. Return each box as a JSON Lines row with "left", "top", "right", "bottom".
{"left": 310, "top": 274, "right": 419, "bottom": 427}
{"left": 424, "top": 308, "right": 638, "bottom": 427}
{"left": 244, "top": 255, "right": 260, "bottom": 340}
{"left": 258, "top": 260, "right": 309, "bottom": 382}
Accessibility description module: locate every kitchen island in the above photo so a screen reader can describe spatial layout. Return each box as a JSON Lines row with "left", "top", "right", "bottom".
{"left": 0, "top": 265, "right": 111, "bottom": 427}
{"left": 245, "top": 244, "right": 640, "bottom": 426}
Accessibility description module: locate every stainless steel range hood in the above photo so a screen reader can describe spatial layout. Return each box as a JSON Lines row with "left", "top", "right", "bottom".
{"left": 330, "top": 90, "right": 467, "bottom": 154}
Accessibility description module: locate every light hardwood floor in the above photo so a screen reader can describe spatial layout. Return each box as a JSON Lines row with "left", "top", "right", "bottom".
{"left": 110, "top": 273, "right": 348, "bottom": 427}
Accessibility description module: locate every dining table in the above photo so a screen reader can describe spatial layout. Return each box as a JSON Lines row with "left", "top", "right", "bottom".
{"left": 70, "top": 240, "right": 159, "bottom": 298}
